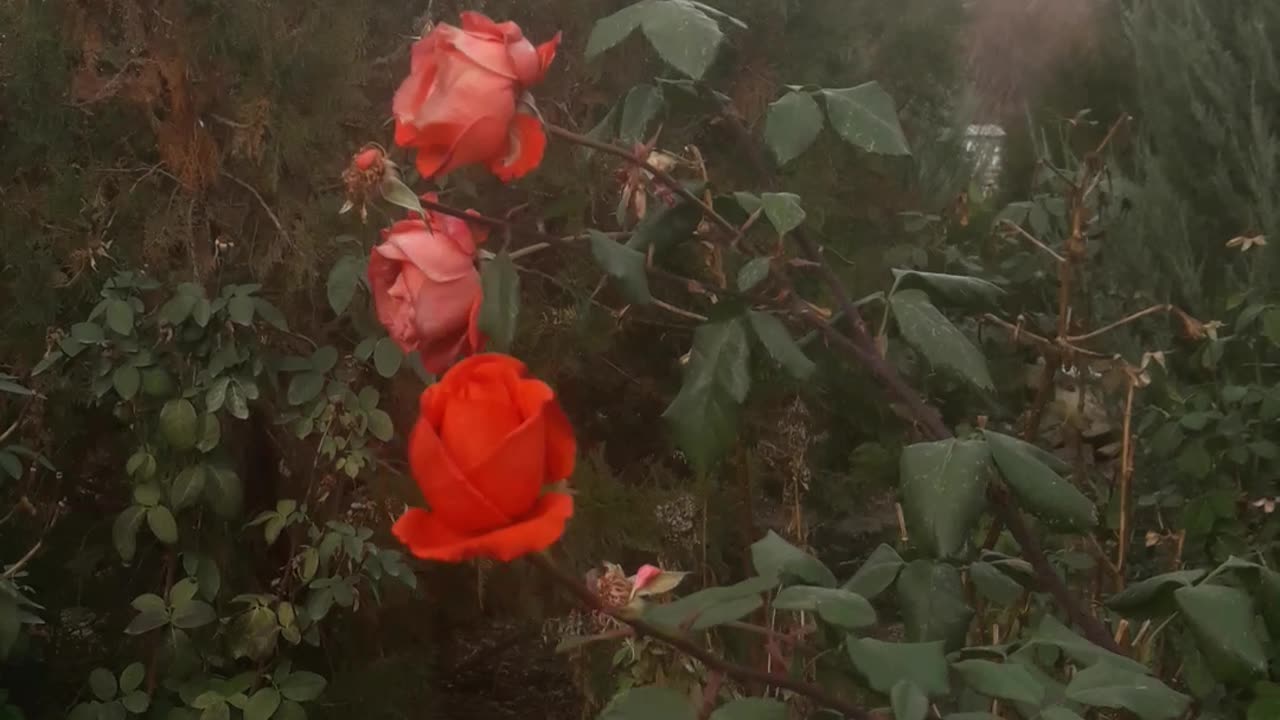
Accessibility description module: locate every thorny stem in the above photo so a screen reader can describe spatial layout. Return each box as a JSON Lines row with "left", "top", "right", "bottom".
{"left": 549, "top": 110, "right": 1122, "bottom": 653}
{"left": 528, "top": 552, "right": 872, "bottom": 720}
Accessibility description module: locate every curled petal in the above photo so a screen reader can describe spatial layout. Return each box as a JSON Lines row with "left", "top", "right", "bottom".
{"left": 489, "top": 113, "right": 547, "bottom": 182}
{"left": 393, "top": 492, "right": 574, "bottom": 563}
{"left": 408, "top": 407, "right": 509, "bottom": 534}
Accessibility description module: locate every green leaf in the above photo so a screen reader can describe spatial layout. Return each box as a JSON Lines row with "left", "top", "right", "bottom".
{"left": 478, "top": 252, "right": 521, "bottom": 352}
{"left": 626, "top": 200, "right": 703, "bottom": 254}
{"left": 278, "top": 671, "right": 327, "bottom": 702}
{"left": 159, "top": 294, "right": 197, "bottom": 326}
{"left": 969, "top": 561, "right": 1023, "bottom": 605}
{"left": 1040, "top": 708, "right": 1086, "bottom": 720}
{"left": 899, "top": 439, "right": 991, "bottom": 558}
{"left": 585, "top": 1, "right": 653, "bottom": 59}
{"left": 764, "top": 91, "right": 823, "bottom": 165}
{"left": 147, "top": 506, "right": 179, "bottom": 544}
{"left": 225, "top": 383, "right": 250, "bottom": 420}
{"left": 364, "top": 409, "right": 394, "bottom": 443}
{"left": 119, "top": 663, "right": 145, "bottom": 694}
{"left": 171, "top": 600, "right": 216, "bottom": 629}
{"left": 822, "top": 82, "right": 911, "bottom": 156}
{"left": 619, "top": 83, "right": 665, "bottom": 144}
{"left": 0, "top": 452, "right": 21, "bottom": 480}
{"left": 896, "top": 560, "right": 972, "bottom": 649}
{"left": 1249, "top": 685, "right": 1280, "bottom": 720}
{"left": 254, "top": 299, "right": 289, "bottom": 331}
{"left": 737, "top": 258, "right": 771, "bottom": 291}
{"left": 243, "top": 688, "right": 280, "bottom": 720}
{"left": 1029, "top": 615, "right": 1150, "bottom": 676}
{"left": 890, "top": 269, "right": 1005, "bottom": 309}
{"left": 379, "top": 175, "right": 424, "bottom": 215}
{"left": 113, "top": 506, "right": 145, "bottom": 562}
{"left": 600, "top": 686, "right": 696, "bottom": 720}
{"left": 662, "top": 318, "right": 750, "bottom": 474}
{"left": 645, "top": 576, "right": 776, "bottom": 630}
{"left": 228, "top": 295, "right": 255, "bottom": 326}
{"left": 641, "top": 1, "right": 726, "bottom": 80}
{"left": 952, "top": 660, "right": 1044, "bottom": 705}
{"left": 846, "top": 637, "right": 950, "bottom": 696}
{"left": 751, "top": 530, "right": 836, "bottom": 587}
{"left": 1104, "top": 569, "right": 1205, "bottom": 614}
{"left": 206, "top": 377, "right": 230, "bottom": 413}
{"left": 170, "top": 466, "right": 207, "bottom": 511}
{"left": 110, "top": 366, "right": 141, "bottom": 402}
{"left": 759, "top": 192, "right": 805, "bottom": 235}
{"left": 746, "top": 311, "right": 815, "bottom": 381}
{"left": 310, "top": 346, "right": 338, "bottom": 373}
{"left": 201, "top": 700, "right": 231, "bottom": 720}
{"left": 1174, "top": 584, "right": 1267, "bottom": 684}
{"left": 196, "top": 414, "right": 221, "bottom": 453}
{"left": 891, "top": 680, "right": 929, "bottom": 720}
{"left": 1260, "top": 569, "right": 1280, "bottom": 638}
{"left": 124, "top": 607, "right": 169, "bottom": 635}
{"left": 891, "top": 289, "right": 993, "bottom": 391}
{"left": 984, "top": 430, "right": 1096, "bottom": 528}
{"left": 773, "top": 585, "right": 875, "bottom": 629}
{"left": 590, "top": 230, "right": 652, "bottom": 305}
{"left": 160, "top": 399, "right": 200, "bottom": 450}
{"left": 105, "top": 299, "right": 135, "bottom": 335}
{"left": 842, "top": 544, "right": 904, "bottom": 599}
{"left": 326, "top": 255, "right": 365, "bottom": 316}
{"left": 1064, "top": 663, "right": 1189, "bottom": 720}
{"left": 373, "top": 338, "right": 402, "bottom": 378}
{"left": 121, "top": 691, "right": 150, "bottom": 714}
{"left": 90, "top": 667, "right": 118, "bottom": 701}
{"left": 287, "top": 373, "right": 325, "bottom": 406}
{"left": 709, "top": 698, "right": 786, "bottom": 720}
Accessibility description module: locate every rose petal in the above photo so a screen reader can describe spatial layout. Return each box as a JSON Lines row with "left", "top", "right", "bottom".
{"left": 489, "top": 113, "right": 547, "bottom": 181}
{"left": 408, "top": 408, "right": 509, "bottom": 534}
{"left": 438, "top": 364, "right": 526, "bottom": 472}
{"left": 393, "top": 492, "right": 573, "bottom": 563}
{"left": 463, "top": 397, "right": 549, "bottom": 521}
{"left": 379, "top": 225, "right": 475, "bottom": 283}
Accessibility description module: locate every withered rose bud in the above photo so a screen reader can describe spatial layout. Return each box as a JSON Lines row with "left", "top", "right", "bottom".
{"left": 341, "top": 144, "right": 393, "bottom": 222}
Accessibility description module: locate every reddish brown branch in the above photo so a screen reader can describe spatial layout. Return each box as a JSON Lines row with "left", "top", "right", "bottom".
{"left": 528, "top": 553, "right": 871, "bottom": 720}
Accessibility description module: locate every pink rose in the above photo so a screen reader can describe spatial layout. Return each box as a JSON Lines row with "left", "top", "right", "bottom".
{"left": 368, "top": 206, "right": 487, "bottom": 374}
{"left": 392, "top": 12, "right": 560, "bottom": 182}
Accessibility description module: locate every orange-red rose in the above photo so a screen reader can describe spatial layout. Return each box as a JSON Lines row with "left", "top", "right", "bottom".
{"left": 392, "top": 354, "right": 576, "bottom": 562}
{"left": 392, "top": 12, "right": 560, "bottom": 182}
{"left": 367, "top": 206, "right": 487, "bottom": 374}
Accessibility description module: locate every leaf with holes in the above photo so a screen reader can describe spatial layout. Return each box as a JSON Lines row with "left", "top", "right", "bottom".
{"left": 478, "top": 252, "right": 521, "bottom": 352}
{"left": 765, "top": 91, "right": 823, "bottom": 165}
{"left": 890, "top": 289, "right": 993, "bottom": 390}
{"left": 900, "top": 438, "right": 991, "bottom": 558}
{"left": 984, "top": 430, "right": 1096, "bottom": 529}
{"left": 823, "top": 82, "right": 910, "bottom": 156}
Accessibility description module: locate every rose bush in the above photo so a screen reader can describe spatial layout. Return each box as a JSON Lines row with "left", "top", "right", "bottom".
{"left": 366, "top": 203, "right": 488, "bottom": 374}
{"left": 392, "top": 353, "right": 576, "bottom": 562}
{"left": 392, "top": 12, "right": 560, "bottom": 181}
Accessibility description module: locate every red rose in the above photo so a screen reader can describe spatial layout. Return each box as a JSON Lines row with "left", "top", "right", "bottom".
{"left": 392, "top": 354, "right": 576, "bottom": 562}
{"left": 392, "top": 12, "right": 560, "bottom": 182}
{"left": 367, "top": 206, "right": 487, "bottom": 374}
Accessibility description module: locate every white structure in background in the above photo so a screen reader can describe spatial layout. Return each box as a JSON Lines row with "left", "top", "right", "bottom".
{"left": 963, "top": 124, "right": 1006, "bottom": 198}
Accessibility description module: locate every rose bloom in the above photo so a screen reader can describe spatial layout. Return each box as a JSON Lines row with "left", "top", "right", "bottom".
{"left": 392, "top": 354, "right": 576, "bottom": 562}
{"left": 367, "top": 206, "right": 487, "bottom": 374}
{"left": 393, "top": 12, "right": 560, "bottom": 181}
